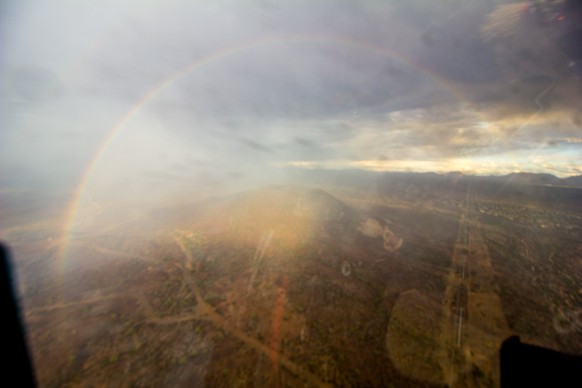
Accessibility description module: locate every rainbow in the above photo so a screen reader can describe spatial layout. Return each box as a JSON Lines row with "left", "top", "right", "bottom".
{"left": 59, "top": 35, "right": 479, "bottom": 271}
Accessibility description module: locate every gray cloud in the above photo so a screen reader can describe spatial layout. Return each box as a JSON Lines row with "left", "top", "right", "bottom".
{"left": 2, "top": 0, "right": 582, "bottom": 204}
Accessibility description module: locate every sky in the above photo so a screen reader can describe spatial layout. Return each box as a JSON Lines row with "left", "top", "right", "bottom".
{"left": 1, "top": 0, "right": 582, "bottom": 203}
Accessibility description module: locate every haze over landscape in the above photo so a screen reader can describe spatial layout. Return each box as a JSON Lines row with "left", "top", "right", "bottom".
{"left": 1, "top": 1, "right": 581, "bottom": 386}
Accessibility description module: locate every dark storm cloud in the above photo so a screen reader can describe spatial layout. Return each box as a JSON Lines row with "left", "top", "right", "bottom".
{"left": 74, "top": 1, "right": 580, "bottom": 129}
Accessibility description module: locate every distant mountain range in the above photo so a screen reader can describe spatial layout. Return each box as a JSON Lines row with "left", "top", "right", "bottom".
{"left": 454, "top": 172, "right": 582, "bottom": 188}
{"left": 289, "top": 168, "right": 582, "bottom": 189}
{"left": 286, "top": 168, "right": 582, "bottom": 211}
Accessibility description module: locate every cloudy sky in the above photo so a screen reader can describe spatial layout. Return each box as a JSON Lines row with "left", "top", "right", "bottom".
{"left": 2, "top": 0, "right": 582, "bottom": 201}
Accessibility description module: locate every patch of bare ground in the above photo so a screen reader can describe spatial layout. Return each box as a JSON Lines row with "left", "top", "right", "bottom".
{"left": 387, "top": 289, "right": 445, "bottom": 384}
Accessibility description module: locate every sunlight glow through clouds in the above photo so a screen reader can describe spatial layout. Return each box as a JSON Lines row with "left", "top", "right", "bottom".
{"left": 299, "top": 105, "right": 582, "bottom": 178}
{"left": 287, "top": 142, "right": 582, "bottom": 177}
